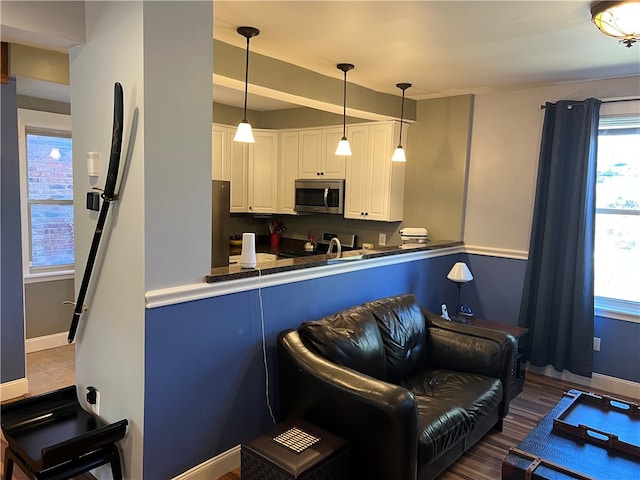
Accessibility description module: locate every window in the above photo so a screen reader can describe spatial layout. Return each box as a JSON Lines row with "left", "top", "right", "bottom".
{"left": 594, "top": 103, "right": 640, "bottom": 321}
{"left": 18, "top": 110, "right": 73, "bottom": 280}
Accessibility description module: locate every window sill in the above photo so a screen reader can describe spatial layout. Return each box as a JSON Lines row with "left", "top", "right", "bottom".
{"left": 595, "top": 296, "right": 640, "bottom": 324}
{"left": 24, "top": 270, "right": 74, "bottom": 284}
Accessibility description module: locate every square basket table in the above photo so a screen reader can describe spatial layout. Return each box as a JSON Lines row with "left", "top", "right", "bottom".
{"left": 241, "top": 419, "right": 349, "bottom": 480}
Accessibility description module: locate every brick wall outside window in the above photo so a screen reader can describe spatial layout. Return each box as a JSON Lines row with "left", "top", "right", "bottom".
{"left": 26, "top": 133, "right": 74, "bottom": 268}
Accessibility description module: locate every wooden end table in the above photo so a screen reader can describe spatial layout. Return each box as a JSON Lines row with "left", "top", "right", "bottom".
{"left": 466, "top": 318, "right": 529, "bottom": 400}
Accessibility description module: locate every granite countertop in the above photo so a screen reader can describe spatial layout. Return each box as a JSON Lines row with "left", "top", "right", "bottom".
{"left": 206, "top": 239, "right": 462, "bottom": 283}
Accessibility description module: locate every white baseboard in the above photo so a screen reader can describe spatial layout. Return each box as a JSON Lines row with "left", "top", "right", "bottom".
{"left": 26, "top": 332, "right": 69, "bottom": 353}
{"left": 172, "top": 445, "right": 240, "bottom": 480}
{"left": 1, "top": 378, "right": 29, "bottom": 401}
{"left": 528, "top": 364, "right": 640, "bottom": 400}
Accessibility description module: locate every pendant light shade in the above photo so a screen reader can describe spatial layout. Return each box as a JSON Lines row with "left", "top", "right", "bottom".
{"left": 234, "top": 26, "right": 260, "bottom": 143}
{"left": 591, "top": 1, "right": 640, "bottom": 48}
{"left": 392, "top": 83, "right": 411, "bottom": 162}
{"left": 336, "top": 63, "right": 354, "bottom": 156}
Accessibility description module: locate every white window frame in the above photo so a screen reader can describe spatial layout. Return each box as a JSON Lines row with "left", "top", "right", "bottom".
{"left": 18, "top": 109, "right": 74, "bottom": 283}
{"left": 594, "top": 100, "right": 640, "bottom": 324}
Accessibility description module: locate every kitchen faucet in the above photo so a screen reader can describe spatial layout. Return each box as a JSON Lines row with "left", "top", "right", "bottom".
{"left": 327, "top": 237, "right": 341, "bottom": 257}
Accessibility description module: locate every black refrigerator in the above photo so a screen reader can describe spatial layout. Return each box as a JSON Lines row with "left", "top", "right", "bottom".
{"left": 211, "top": 180, "right": 230, "bottom": 267}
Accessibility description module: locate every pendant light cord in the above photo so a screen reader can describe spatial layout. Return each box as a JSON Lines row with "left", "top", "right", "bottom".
{"left": 398, "top": 89, "right": 405, "bottom": 145}
{"left": 342, "top": 69, "right": 347, "bottom": 137}
{"left": 243, "top": 36, "right": 250, "bottom": 123}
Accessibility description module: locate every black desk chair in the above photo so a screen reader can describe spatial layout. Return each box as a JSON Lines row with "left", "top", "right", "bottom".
{"left": 1, "top": 386, "right": 128, "bottom": 480}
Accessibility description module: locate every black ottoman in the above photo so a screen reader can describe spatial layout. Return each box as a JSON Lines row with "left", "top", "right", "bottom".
{"left": 241, "top": 419, "right": 349, "bottom": 480}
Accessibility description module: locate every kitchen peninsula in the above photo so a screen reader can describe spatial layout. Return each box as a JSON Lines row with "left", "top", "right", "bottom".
{"left": 206, "top": 239, "right": 463, "bottom": 283}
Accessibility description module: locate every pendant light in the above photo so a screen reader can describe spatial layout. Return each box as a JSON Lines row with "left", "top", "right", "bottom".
{"left": 234, "top": 26, "right": 260, "bottom": 143}
{"left": 335, "top": 63, "right": 354, "bottom": 156}
{"left": 391, "top": 83, "right": 411, "bottom": 162}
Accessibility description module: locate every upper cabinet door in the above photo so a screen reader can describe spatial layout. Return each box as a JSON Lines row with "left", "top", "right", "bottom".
{"left": 343, "top": 125, "right": 368, "bottom": 219}
{"left": 321, "top": 127, "right": 347, "bottom": 179}
{"left": 227, "top": 129, "right": 248, "bottom": 212}
{"left": 278, "top": 131, "right": 299, "bottom": 215}
{"left": 248, "top": 130, "right": 278, "bottom": 214}
{"left": 298, "top": 129, "right": 322, "bottom": 178}
{"left": 212, "top": 125, "right": 228, "bottom": 181}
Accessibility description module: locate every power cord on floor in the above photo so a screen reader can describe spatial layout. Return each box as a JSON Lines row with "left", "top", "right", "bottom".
{"left": 256, "top": 267, "right": 277, "bottom": 425}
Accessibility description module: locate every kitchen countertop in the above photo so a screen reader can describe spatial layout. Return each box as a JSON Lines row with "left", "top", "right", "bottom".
{"left": 206, "top": 239, "right": 463, "bottom": 283}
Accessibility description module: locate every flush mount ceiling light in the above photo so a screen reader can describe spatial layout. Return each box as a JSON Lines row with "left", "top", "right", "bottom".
{"left": 392, "top": 83, "right": 411, "bottom": 162}
{"left": 591, "top": 1, "right": 640, "bottom": 47}
{"left": 335, "top": 63, "right": 354, "bottom": 156}
{"left": 233, "top": 26, "right": 260, "bottom": 143}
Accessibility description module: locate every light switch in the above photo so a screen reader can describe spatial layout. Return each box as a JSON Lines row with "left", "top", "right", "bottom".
{"left": 86, "top": 192, "right": 100, "bottom": 211}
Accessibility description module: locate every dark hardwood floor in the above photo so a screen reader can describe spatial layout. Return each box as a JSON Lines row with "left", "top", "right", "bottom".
{"left": 217, "top": 372, "right": 638, "bottom": 480}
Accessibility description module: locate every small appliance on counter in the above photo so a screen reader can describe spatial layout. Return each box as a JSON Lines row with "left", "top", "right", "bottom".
{"left": 400, "top": 227, "right": 429, "bottom": 247}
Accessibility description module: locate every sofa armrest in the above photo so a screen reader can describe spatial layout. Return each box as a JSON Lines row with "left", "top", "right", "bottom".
{"left": 277, "top": 329, "right": 419, "bottom": 480}
{"left": 421, "top": 308, "right": 516, "bottom": 418}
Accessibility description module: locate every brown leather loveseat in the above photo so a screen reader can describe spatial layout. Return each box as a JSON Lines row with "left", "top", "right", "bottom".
{"left": 277, "top": 294, "right": 516, "bottom": 479}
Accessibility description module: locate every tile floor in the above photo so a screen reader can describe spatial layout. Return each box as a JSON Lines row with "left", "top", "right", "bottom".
{"left": 26, "top": 344, "right": 75, "bottom": 396}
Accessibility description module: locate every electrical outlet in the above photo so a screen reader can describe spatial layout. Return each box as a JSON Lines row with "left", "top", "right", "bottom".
{"left": 593, "top": 337, "right": 601, "bottom": 352}
{"left": 86, "top": 386, "right": 101, "bottom": 415}
{"left": 378, "top": 233, "right": 387, "bottom": 246}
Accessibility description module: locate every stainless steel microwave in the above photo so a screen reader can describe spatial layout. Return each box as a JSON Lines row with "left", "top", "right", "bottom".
{"left": 295, "top": 179, "right": 345, "bottom": 214}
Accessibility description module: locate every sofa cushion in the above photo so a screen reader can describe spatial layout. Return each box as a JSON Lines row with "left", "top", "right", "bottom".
{"left": 400, "top": 368, "right": 503, "bottom": 464}
{"left": 299, "top": 305, "right": 387, "bottom": 380}
{"left": 365, "top": 294, "right": 428, "bottom": 381}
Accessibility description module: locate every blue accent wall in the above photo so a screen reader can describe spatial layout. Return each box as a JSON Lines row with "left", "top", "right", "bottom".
{"left": 463, "top": 253, "right": 640, "bottom": 384}
{"left": 594, "top": 315, "right": 640, "bottom": 383}
{"left": 1, "top": 77, "right": 26, "bottom": 383}
{"left": 143, "top": 251, "right": 639, "bottom": 477}
{"left": 143, "top": 255, "right": 455, "bottom": 478}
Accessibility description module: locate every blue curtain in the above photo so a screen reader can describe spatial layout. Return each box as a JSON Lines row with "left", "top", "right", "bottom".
{"left": 519, "top": 98, "right": 601, "bottom": 377}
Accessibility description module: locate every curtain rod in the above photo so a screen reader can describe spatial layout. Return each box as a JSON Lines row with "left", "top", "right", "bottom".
{"left": 540, "top": 97, "right": 640, "bottom": 109}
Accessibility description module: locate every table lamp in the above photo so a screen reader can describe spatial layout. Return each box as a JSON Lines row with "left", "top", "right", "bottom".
{"left": 447, "top": 262, "right": 474, "bottom": 323}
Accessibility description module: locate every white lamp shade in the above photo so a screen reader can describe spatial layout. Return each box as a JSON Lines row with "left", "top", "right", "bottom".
{"left": 233, "top": 122, "right": 255, "bottom": 143}
{"left": 49, "top": 147, "right": 61, "bottom": 160}
{"left": 335, "top": 138, "right": 352, "bottom": 156}
{"left": 391, "top": 146, "right": 406, "bottom": 162}
{"left": 447, "top": 262, "right": 474, "bottom": 283}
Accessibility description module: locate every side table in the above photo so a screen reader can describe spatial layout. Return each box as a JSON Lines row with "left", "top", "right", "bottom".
{"left": 241, "top": 419, "right": 350, "bottom": 479}
{"left": 467, "top": 318, "right": 529, "bottom": 399}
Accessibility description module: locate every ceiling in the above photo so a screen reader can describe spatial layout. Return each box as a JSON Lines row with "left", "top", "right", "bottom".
{"left": 213, "top": 0, "right": 640, "bottom": 111}
{"left": 14, "top": 1, "right": 640, "bottom": 110}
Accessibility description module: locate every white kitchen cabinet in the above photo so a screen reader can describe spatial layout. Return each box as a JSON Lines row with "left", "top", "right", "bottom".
{"left": 211, "top": 124, "right": 247, "bottom": 211}
{"left": 227, "top": 129, "right": 248, "bottom": 212}
{"left": 297, "top": 127, "right": 346, "bottom": 179}
{"left": 248, "top": 130, "right": 279, "bottom": 213}
{"left": 278, "top": 131, "right": 299, "bottom": 214}
{"left": 321, "top": 127, "right": 347, "bottom": 178}
{"left": 344, "top": 121, "right": 406, "bottom": 222}
{"left": 212, "top": 124, "right": 227, "bottom": 180}
{"left": 213, "top": 124, "right": 279, "bottom": 214}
